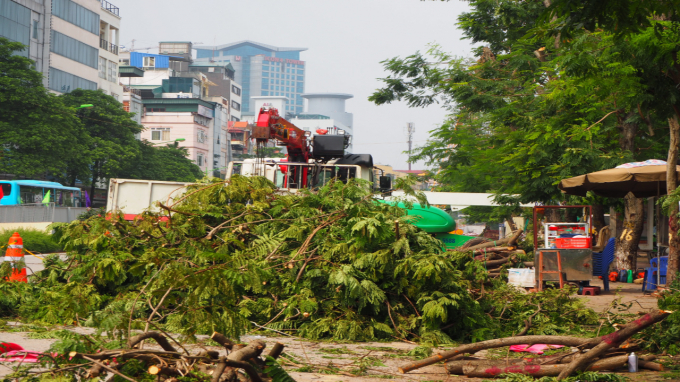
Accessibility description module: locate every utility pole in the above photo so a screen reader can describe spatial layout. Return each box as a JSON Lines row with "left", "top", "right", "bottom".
{"left": 406, "top": 122, "right": 415, "bottom": 171}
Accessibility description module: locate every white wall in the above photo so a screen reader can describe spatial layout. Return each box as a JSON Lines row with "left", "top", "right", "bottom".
{"left": 251, "top": 96, "right": 289, "bottom": 117}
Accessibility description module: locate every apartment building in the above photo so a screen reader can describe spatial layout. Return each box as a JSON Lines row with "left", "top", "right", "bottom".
{"left": 122, "top": 51, "right": 233, "bottom": 177}
{"left": 1, "top": 0, "right": 123, "bottom": 97}
{"left": 97, "top": 0, "right": 122, "bottom": 99}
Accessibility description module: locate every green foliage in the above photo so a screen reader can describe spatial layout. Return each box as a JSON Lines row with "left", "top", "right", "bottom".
{"left": 482, "top": 285, "right": 600, "bottom": 337}
{"left": 58, "top": 89, "right": 142, "bottom": 189}
{"left": 118, "top": 141, "right": 203, "bottom": 182}
{"left": 0, "top": 228, "right": 63, "bottom": 253}
{"left": 0, "top": 38, "right": 86, "bottom": 178}
{"left": 0, "top": 38, "right": 197, "bottom": 186}
{"left": 370, "top": 0, "right": 675, "bottom": 209}
{"left": 4, "top": 177, "right": 596, "bottom": 345}
{"left": 643, "top": 273, "right": 680, "bottom": 354}
{"left": 16, "top": 177, "right": 483, "bottom": 342}
{"left": 265, "top": 356, "right": 297, "bottom": 382}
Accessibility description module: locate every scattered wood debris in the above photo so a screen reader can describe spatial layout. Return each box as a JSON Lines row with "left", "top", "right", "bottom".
{"left": 398, "top": 309, "right": 672, "bottom": 379}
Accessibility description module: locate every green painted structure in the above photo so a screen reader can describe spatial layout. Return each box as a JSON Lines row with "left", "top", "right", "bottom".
{"left": 377, "top": 200, "right": 477, "bottom": 250}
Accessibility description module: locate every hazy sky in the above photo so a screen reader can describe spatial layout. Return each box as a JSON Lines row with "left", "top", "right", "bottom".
{"left": 113, "top": 0, "right": 473, "bottom": 169}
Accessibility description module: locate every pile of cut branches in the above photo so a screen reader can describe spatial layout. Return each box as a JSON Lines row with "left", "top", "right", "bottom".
{"left": 8, "top": 331, "right": 292, "bottom": 382}
{"left": 12, "top": 177, "right": 497, "bottom": 343}
{"left": 458, "top": 230, "right": 527, "bottom": 277}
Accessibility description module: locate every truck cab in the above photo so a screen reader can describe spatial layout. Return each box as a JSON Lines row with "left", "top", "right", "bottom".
{"left": 225, "top": 154, "right": 375, "bottom": 191}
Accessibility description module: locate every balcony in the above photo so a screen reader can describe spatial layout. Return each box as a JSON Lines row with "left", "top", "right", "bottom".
{"left": 122, "top": 85, "right": 142, "bottom": 96}
{"left": 99, "top": 38, "right": 119, "bottom": 55}
{"left": 100, "top": 0, "right": 119, "bottom": 16}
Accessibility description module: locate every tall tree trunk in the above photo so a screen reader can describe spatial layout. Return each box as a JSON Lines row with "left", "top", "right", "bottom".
{"left": 506, "top": 215, "right": 518, "bottom": 231}
{"left": 613, "top": 193, "right": 644, "bottom": 271}
{"left": 667, "top": 115, "right": 680, "bottom": 285}
{"left": 613, "top": 112, "right": 643, "bottom": 271}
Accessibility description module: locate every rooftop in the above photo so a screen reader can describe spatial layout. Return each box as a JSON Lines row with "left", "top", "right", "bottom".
{"left": 194, "top": 40, "right": 307, "bottom": 53}
{"left": 302, "top": 93, "right": 353, "bottom": 100}
{"left": 189, "top": 61, "right": 235, "bottom": 71}
{"left": 291, "top": 114, "right": 330, "bottom": 120}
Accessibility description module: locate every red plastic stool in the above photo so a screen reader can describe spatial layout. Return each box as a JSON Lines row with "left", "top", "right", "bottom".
{"left": 582, "top": 287, "right": 600, "bottom": 296}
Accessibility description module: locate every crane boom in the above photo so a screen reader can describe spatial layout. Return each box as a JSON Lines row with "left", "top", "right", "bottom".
{"left": 253, "top": 107, "right": 310, "bottom": 163}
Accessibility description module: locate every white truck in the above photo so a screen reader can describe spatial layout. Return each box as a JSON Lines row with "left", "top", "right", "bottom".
{"left": 106, "top": 178, "right": 193, "bottom": 219}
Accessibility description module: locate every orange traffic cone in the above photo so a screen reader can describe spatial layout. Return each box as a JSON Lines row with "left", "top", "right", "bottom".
{"left": 5, "top": 232, "right": 27, "bottom": 282}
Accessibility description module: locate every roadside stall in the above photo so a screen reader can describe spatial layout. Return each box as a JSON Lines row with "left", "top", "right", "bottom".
{"left": 558, "top": 160, "right": 680, "bottom": 292}
{"left": 532, "top": 205, "right": 594, "bottom": 291}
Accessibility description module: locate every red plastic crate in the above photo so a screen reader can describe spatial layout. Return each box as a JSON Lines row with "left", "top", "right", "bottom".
{"left": 555, "top": 237, "right": 591, "bottom": 248}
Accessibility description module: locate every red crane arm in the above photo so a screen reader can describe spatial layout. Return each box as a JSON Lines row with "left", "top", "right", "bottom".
{"left": 253, "top": 107, "right": 310, "bottom": 162}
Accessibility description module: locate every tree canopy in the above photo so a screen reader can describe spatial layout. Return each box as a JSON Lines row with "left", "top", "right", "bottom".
{"left": 0, "top": 38, "right": 85, "bottom": 178}
{"left": 0, "top": 38, "right": 202, "bottom": 187}
{"left": 370, "top": 0, "right": 674, "bottom": 204}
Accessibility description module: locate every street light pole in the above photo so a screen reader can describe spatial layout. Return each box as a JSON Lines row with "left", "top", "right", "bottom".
{"left": 406, "top": 122, "right": 415, "bottom": 171}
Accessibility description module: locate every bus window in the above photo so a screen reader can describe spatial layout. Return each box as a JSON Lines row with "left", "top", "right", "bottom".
{"left": 20, "top": 186, "right": 44, "bottom": 204}
{"left": 0, "top": 183, "right": 11, "bottom": 198}
{"left": 55, "top": 189, "right": 76, "bottom": 207}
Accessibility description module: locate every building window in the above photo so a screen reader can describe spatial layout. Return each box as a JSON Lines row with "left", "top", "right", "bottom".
{"left": 151, "top": 128, "right": 170, "bottom": 141}
{"left": 98, "top": 57, "right": 107, "bottom": 79}
{"left": 232, "top": 85, "right": 241, "bottom": 96}
{"left": 231, "top": 101, "right": 240, "bottom": 111}
{"left": 108, "top": 61, "right": 117, "bottom": 82}
{"left": 32, "top": 20, "right": 38, "bottom": 39}
{"left": 52, "top": 0, "right": 100, "bottom": 35}
{"left": 143, "top": 56, "right": 155, "bottom": 68}
{"left": 197, "top": 129, "right": 207, "bottom": 143}
{"left": 146, "top": 107, "right": 166, "bottom": 112}
{"left": 50, "top": 30, "right": 98, "bottom": 68}
{"left": 197, "top": 153, "right": 205, "bottom": 166}
{"left": 230, "top": 116, "right": 240, "bottom": 122}
{"left": 48, "top": 67, "right": 97, "bottom": 93}
{"left": 262, "top": 91, "right": 268, "bottom": 96}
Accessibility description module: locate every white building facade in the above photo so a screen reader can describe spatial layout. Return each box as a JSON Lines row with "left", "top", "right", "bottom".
{"left": 1, "top": 0, "right": 124, "bottom": 97}
{"left": 290, "top": 93, "right": 354, "bottom": 152}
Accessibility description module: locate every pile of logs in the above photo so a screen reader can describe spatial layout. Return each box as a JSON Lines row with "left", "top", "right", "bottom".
{"left": 398, "top": 309, "right": 672, "bottom": 379}
{"left": 67, "top": 331, "right": 284, "bottom": 382}
{"left": 458, "top": 229, "right": 529, "bottom": 276}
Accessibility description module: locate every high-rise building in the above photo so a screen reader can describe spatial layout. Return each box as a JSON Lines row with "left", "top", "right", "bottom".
{"left": 0, "top": 0, "right": 123, "bottom": 97}
{"left": 194, "top": 41, "right": 307, "bottom": 116}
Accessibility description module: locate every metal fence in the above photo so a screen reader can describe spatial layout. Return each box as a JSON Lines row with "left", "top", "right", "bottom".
{"left": 0, "top": 203, "right": 90, "bottom": 223}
